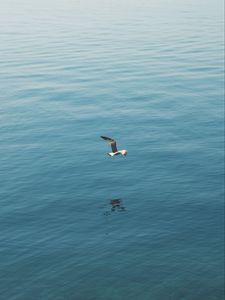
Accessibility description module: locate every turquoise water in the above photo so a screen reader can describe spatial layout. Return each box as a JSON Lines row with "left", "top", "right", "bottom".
{"left": 0, "top": 0, "right": 224, "bottom": 299}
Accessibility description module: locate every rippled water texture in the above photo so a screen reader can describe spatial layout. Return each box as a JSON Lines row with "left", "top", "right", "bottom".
{"left": 0, "top": 0, "right": 224, "bottom": 299}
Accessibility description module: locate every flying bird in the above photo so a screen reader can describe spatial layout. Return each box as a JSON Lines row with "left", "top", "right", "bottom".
{"left": 101, "top": 136, "right": 128, "bottom": 157}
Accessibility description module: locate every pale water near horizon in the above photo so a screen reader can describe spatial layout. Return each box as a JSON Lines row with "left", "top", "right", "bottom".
{"left": 0, "top": 0, "right": 224, "bottom": 299}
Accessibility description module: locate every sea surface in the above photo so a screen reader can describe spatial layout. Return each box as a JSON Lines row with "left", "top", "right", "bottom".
{"left": 0, "top": 0, "right": 224, "bottom": 299}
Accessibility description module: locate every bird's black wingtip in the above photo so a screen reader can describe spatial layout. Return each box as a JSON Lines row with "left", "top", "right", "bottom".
{"left": 101, "top": 135, "right": 115, "bottom": 142}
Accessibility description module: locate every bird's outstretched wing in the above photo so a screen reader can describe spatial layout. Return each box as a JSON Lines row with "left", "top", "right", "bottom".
{"left": 101, "top": 136, "right": 118, "bottom": 153}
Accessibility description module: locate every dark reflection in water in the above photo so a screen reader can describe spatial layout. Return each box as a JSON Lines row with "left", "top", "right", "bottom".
{"left": 104, "top": 199, "right": 126, "bottom": 216}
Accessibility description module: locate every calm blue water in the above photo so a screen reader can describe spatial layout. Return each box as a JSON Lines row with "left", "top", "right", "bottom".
{"left": 0, "top": 0, "right": 224, "bottom": 299}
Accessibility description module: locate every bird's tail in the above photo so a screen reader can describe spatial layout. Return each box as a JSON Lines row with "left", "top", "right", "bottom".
{"left": 107, "top": 152, "right": 114, "bottom": 157}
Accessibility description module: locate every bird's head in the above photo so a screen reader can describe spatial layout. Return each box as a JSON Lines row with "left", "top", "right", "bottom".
{"left": 121, "top": 150, "right": 128, "bottom": 156}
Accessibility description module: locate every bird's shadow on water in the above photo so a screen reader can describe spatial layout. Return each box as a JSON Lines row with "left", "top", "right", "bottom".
{"left": 103, "top": 198, "right": 127, "bottom": 216}
{"left": 101, "top": 198, "right": 127, "bottom": 236}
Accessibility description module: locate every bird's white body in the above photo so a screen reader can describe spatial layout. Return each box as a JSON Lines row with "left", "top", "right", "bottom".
{"left": 108, "top": 150, "right": 128, "bottom": 157}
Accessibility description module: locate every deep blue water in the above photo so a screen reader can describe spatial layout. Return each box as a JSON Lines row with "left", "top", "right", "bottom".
{"left": 0, "top": 0, "right": 224, "bottom": 299}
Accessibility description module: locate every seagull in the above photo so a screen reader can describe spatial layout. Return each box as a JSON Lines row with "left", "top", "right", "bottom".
{"left": 101, "top": 136, "right": 128, "bottom": 157}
